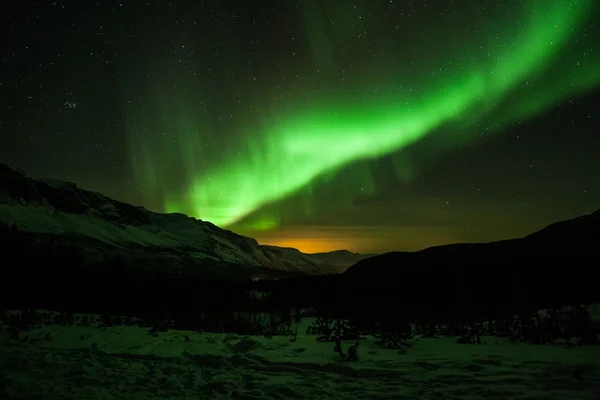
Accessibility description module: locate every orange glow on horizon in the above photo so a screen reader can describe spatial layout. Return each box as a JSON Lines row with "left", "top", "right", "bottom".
{"left": 258, "top": 238, "right": 355, "bottom": 254}
{"left": 242, "top": 225, "right": 481, "bottom": 254}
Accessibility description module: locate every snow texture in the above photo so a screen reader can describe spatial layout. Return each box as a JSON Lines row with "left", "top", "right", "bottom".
{"left": 1, "top": 317, "right": 599, "bottom": 399}
{"left": 0, "top": 162, "right": 371, "bottom": 277}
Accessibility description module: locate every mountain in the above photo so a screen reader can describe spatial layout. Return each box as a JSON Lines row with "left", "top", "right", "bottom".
{"left": 260, "top": 246, "right": 376, "bottom": 276}
{"left": 341, "top": 210, "right": 600, "bottom": 309}
{"left": 346, "top": 211, "right": 600, "bottom": 275}
{"left": 0, "top": 162, "right": 374, "bottom": 280}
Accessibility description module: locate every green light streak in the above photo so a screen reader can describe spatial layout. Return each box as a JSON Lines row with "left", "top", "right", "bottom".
{"left": 126, "top": 1, "right": 600, "bottom": 228}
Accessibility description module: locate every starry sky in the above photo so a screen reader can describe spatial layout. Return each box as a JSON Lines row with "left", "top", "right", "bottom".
{"left": 1, "top": 0, "right": 599, "bottom": 254}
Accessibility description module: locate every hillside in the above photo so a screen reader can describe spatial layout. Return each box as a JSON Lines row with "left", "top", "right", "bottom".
{"left": 341, "top": 210, "right": 600, "bottom": 310}
{"left": 0, "top": 162, "right": 373, "bottom": 280}
{"left": 345, "top": 210, "right": 600, "bottom": 276}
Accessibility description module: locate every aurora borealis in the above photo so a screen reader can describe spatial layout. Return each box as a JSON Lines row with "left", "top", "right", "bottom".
{"left": 2, "top": 0, "right": 600, "bottom": 253}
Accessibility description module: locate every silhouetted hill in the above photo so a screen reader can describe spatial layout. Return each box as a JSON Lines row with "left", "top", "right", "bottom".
{"left": 523, "top": 211, "right": 600, "bottom": 251}
{"left": 341, "top": 211, "right": 600, "bottom": 312}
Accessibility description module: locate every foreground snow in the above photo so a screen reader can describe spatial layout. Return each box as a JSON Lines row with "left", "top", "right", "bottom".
{"left": 1, "top": 318, "right": 599, "bottom": 399}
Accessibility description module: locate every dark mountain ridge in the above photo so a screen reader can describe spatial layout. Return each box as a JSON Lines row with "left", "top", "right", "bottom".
{"left": 338, "top": 210, "right": 600, "bottom": 315}
{"left": 345, "top": 210, "right": 600, "bottom": 277}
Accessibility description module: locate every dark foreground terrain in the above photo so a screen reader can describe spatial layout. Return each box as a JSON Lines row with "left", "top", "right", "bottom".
{"left": 1, "top": 308, "right": 599, "bottom": 400}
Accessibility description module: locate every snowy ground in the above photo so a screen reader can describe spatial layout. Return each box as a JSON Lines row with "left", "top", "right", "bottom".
{"left": 1, "top": 318, "right": 599, "bottom": 400}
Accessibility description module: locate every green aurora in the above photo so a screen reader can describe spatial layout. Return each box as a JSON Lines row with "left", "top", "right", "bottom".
{"left": 122, "top": 0, "right": 600, "bottom": 240}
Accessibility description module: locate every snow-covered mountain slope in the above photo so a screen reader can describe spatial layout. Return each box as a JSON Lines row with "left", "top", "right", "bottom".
{"left": 0, "top": 162, "right": 374, "bottom": 278}
{"left": 261, "top": 246, "right": 377, "bottom": 275}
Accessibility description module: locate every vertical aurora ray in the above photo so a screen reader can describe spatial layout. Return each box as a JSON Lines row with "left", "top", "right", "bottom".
{"left": 125, "top": 0, "right": 600, "bottom": 228}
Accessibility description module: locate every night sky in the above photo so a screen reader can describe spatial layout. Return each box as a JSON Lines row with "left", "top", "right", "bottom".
{"left": 1, "top": 0, "right": 599, "bottom": 253}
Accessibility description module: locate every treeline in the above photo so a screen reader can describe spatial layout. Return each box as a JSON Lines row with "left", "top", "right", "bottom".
{"left": 1, "top": 222, "right": 599, "bottom": 336}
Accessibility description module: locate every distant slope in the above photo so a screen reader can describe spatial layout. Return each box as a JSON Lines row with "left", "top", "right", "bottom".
{"left": 0, "top": 162, "right": 374, "bottom": 279}
{"left": 342, "top": 210, "right": 600, "bottom": 308}
{"left": 261, "top": 246, "right": 377, "bottom": 275}
{"left": 523, "top": 212, "right": 600, "bottom": 249}
{"left": 346, "top": 211, "right": 599, "bottom": 275}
